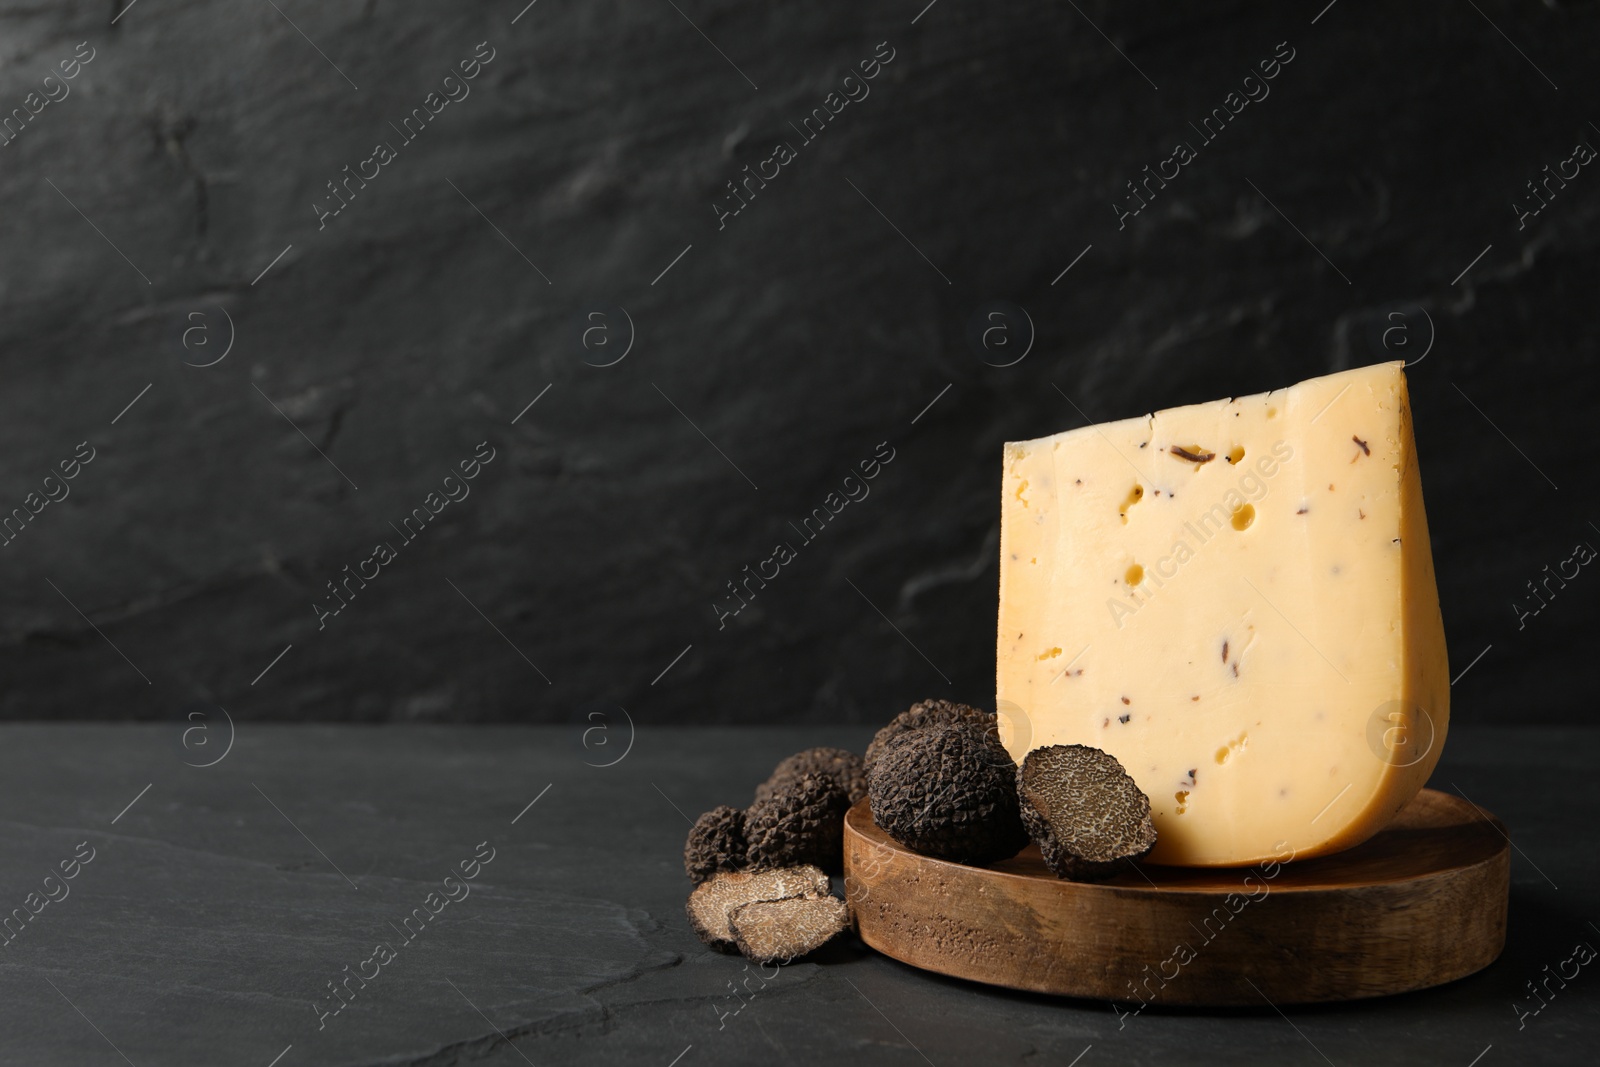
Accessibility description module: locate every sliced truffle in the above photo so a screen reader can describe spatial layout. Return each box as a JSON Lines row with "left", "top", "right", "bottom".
{"left": 685, "top": 865, "right": 832, "bottom": 949}
{"left": 865, "top": 699, "right": 995, "bottom": 770}
{"left": 684, "top": 805, "right": 747, "bottom": 885}
{"left": 729, "top": 896, "right": 850, "bottom": 964}
{"left": 868, "top": 724, "right": 1029, "bottom": 865}
{"left": 754, "top": 747, "right": 867, "bottom": 806}
{"left": 744, "top": 773, "right": 850, "bottom": 872}
{"left": 1017, "top": 744, "right": 1157, "bottom": 881}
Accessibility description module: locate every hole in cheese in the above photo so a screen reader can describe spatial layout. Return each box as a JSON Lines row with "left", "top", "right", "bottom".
{"left": 1125, "top": 563, "right": 1145, "bottom": 585}
{"left": 1226, "top": 445, "right": 1245, "bottom": 465}
{"left": 1231, "top": 504, "right": 1256, "bottom": 531}
{"left": 1119, "top": 484, "right": 1143, "bottom": 522}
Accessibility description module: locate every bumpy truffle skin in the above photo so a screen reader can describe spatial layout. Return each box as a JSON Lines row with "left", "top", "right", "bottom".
{"left": 868, "top": 724, "right": 1029, "bottom": 865}
{"left": 684, "top": 806, "right": 747, "bottom": 885}
{"left": 865, "top": 699, "right": 996, "bottom": 770}
{"left": 729, "top": 896, "right": 850, "bottom": 964}
{"left": 744, "top": 773, "right": 850, "bottom": 873}
{"left": 685, "top": 865, "right": 833, "bottom": 949}
{"left": 754, "top": 747, "right": 867, "bottom": 806}
{"left": 1017, "top": 744, "right": 1157, "bottom": 882}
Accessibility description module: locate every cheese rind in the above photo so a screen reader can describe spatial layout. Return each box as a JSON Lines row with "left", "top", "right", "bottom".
{"left": 996, "top": 362, "right": 1449, "bottom": 867}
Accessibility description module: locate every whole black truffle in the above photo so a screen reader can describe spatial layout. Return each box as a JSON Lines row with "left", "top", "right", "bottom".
{"left": 865, "top": 699, "right": 996, "bottom": 770}
{"left": 868, "top": 724, "right": 1029, "bottom": 865}
{"left": 744, "top": 773, "right": 850, "bottom": 872}
{"left": 754, "top": 747, "right": 867, "bottom": 806}
{"left": 1017, "top": 744, "right": 1157, "bottom": 881}
{"left": 684, "top": 806, "right": 747, "bottom": 885}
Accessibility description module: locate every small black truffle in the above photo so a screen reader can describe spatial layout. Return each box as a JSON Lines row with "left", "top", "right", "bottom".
{"left": 684, "top": 805, "right": 747, "bottom": 885}
{"left": 865, "top": 699, "right": 996, "bottom": 770}
{"left": 1017, "top": 744, "right": 1157, "bottom": 882}
{"left": 754, "top": 747, "right": 867, "bottom": 806}
{"left": 744, "top": 773, "right": 850, "bottom": 872}
{"left": 868, "top": 724, "right": 1029, "bottom": 865}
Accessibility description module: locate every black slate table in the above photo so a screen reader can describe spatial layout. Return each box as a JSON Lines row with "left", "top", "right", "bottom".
{"left": 1, "top": 724, "right": 1593, "bottom": 1066}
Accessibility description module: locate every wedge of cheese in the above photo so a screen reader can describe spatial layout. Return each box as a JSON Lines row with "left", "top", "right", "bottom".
{"left": 996, "top": 361, "right": 1448, "bottom": 866}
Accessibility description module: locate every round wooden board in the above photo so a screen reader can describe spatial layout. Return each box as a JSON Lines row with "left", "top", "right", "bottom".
{"left": 844, "top": 789, "right": 1509, "bottom": 1006}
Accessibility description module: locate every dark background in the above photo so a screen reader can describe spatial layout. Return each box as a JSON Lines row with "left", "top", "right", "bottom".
{"left": 0, "top": 0, "right": 1593, "bottom": 726}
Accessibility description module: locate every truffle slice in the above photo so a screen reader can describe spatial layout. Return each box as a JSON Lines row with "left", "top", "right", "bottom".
{"left": 745, "top": 773, "right": 850, "bottom": 873}
{"left": 865, "top": 699, "right": 995, "bottom": 770}
{"left": 755, "top": 747, "right": 867, "bottom": 806}
{"left": 1017, "top": 744, "right": 1157, "bottom": 881}
{"left": 729, "top": 896, "right": 850, "bottom": 964}
{"left": 685, "top": 865, "right": 832, "bottom": 949}
{"left": 868, "top": 723, "right": 1029, "bottom": 865}
{"left": 684, "top": 805, "right": 747, "bottom": 885}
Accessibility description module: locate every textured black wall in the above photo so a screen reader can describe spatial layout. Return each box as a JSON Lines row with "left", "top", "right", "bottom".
{"left": 0, "top": 1, "right": 1594, "bottom": 725}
